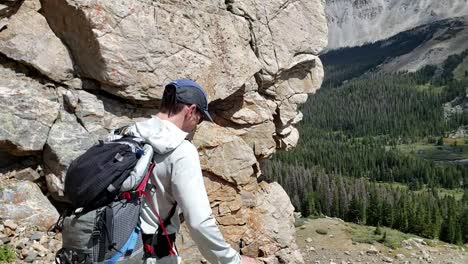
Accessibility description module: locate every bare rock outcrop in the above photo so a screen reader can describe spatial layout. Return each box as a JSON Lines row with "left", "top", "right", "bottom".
{"left": 0, "top": 0, "right": 74, "bottom": 82}
{"left": 0, "top": 180, "right": 59, "bottom": 231}
{"left": 0, "top": 0, "right": 327, "bottom": 262}
{"left": 0, "top": 60, "right": 60, "bottom": 155}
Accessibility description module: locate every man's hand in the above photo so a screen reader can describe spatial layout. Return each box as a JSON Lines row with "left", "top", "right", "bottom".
{"left": 241, "top": 256, "right": 256, "bottom": 264}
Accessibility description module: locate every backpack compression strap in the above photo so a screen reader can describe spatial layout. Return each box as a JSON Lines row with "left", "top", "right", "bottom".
{"left": 121, "top": 162, "right": 177, "bottom": 256}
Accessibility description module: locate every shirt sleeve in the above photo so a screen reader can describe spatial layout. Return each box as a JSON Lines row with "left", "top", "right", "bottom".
{"left": 171, "top": 142, "right": 241, "bottom": 264}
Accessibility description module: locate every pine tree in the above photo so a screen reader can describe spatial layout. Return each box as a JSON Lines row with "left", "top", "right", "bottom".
{"left": 374, "top": 224, "right": 382, "bottom": 235}
{"left": 347, "top": 196, "right": 361, "bottom": 223}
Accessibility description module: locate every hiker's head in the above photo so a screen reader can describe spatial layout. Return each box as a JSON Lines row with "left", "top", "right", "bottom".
{"left": 159, "top": 79, "right": 213, "bottom": 132}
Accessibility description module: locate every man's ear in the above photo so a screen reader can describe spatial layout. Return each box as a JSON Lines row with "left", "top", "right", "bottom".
{"left": 188, "top": 104, "right": 197, "bottom": 115}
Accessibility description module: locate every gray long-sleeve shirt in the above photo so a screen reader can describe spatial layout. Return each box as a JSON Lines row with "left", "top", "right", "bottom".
{"left": 129, "top": 117, "right": 241, "bottom": 264}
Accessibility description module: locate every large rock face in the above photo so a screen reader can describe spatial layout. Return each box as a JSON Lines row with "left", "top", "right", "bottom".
{"left": 0, "top": 0, "right": 327, "bottom": 262}
{"left": 325, "top": 0, "right": 468, "bottom": 49}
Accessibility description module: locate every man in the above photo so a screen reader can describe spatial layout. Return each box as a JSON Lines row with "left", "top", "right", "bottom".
{"left": 128, "top": 79, "right": 255, "bottom": 264}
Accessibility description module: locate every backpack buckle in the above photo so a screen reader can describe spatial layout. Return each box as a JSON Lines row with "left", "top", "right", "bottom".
{"left": 120, "top": 191, "right": 144, "bottom": 201}
{"left": 92, "top": 229, "right": 101, "bottom": 237}
{"left": 121, "top": 192, "right": 132, "bottom": 200}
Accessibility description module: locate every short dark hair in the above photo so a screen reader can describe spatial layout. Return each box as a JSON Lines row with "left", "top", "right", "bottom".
{"left": 160, "top": 79, "right": 213, "bottom": 122}
{"left": 160, "top": 84, "right": 186, "bottom": 116}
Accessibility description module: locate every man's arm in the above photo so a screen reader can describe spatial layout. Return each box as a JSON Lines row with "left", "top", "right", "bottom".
{"left": 171, "top": 143, "right": 241, "bottom": 264}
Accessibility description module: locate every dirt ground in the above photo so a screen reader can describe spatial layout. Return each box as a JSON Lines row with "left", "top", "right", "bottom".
{"left": 295, "top": 217, "right": 468, "bottom": 264}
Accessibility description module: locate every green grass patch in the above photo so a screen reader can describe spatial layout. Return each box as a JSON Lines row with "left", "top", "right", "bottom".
{"left": 347, "top": 223, "right": 416, "bottom": 249}
{"left": 397, "top": 140, "right": 468, "bottom": 162}
{"left": 413, "top": 84, "right": 445, "bottom": 94}
{"left": 433, "top": 188, "right": 465, "bottom": 200}
{"left": 0, "top": 245, "right": 15, "bottom": 263}
{"left": 374, "top": 181, "right": 464, "bottom": 201}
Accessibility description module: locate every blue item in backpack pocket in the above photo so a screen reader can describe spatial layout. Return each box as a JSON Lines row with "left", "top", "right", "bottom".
{"left": 106, "top": 227, "right": 141, "bottom": 264}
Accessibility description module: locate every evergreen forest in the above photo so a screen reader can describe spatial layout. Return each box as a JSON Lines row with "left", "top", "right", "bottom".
{"left": 263, "top": 42, "right": 468, "bottom": 245}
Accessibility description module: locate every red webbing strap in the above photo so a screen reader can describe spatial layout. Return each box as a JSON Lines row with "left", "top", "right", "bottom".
{"left": 142, "top": 191, "right": 177, "bottom": 256}
{"left": 137, "top": 162, "right": 155, "bottom": 192}
{"left": 138, "top": 162, "right": 177, "bottom": 256}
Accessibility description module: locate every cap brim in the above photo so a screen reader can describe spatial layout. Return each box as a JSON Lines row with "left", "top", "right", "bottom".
{"left": 203, "top": 110, "right": 214, "bottom": 122}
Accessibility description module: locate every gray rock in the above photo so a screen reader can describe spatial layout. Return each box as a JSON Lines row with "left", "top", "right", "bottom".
{"left": 0, "top": 233, "right": 10, "bottom": 244}
{"left": 15, "top": 168, "right": 40, "bottom": 181}
{"left": 0, "top": 180, "right": 59, "bottom": 231}
{"left": 43, "top": 113, "right": 96, "bottom": 196}
{"left": 24, "top": 250, "right": 38, "bottom": 263}
{"left": 30, "top": 232, "right": 43, "bottom": 241}
{"left": 0, "top": 65, "right": 60, "bottom": 155}
{"left": 382, "top": 256, "right": 393, "bottom": 263}
{"left": 0, "top": 17, "right": 8, "bottom": 31}
{"left": 0, "top": 0, "right": 74, "bottom": 81}
{"left": 31, "top": 241, "right": 48, "bottom": 254}
{"left": 0, "top": 224, "right": 4, "bottom": 232}
{"left": 395, "top": 254, "right": 405, "bottom": 260}
{"left": 366, "top": 246, "right": 378, "bottom": 255}
{"left": 306, "top": 238, "right": 313, "bottom": 243}
{"left": 74, "top": 90, "right": 111, "bottom": 139}
{"left": 3, "top": 219, "right": 17, "bottom": 230}
{"left": 15, "top": 237, "right": 29, "bottom": 249}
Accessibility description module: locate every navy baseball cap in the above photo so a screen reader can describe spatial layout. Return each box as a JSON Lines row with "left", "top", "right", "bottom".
{"left": 166, "top": 79, "right": 213, "bottom": 122}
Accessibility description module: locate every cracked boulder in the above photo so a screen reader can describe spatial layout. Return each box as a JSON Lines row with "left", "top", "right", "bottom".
{"left": 41, "top": 0, "right": 327, "bottom": 154}
{"left": 0, "top": 180, "right": 59, "bottom": 231}
{"left": 42, "top": 0, "right": 261, "bottom": 101}
{"left": 62, "top": 89, "right": 159, "bottom": 140}
{"left": 0, "top": 62, "right": 60, "bottom": 155}
{"left": 242, "top": 181, "right": 303, "bottom": 263}
{"left": 193, "top": 122, "right": 258, "bottom": 186}
{"left": 227, "top": 0, "right": 327, "bottom": 76}
{"left": 42, "top": 111, "right": 96, "bottom": 196}
{"left": 0, "top": 0, "right": 74, "bottom": 82}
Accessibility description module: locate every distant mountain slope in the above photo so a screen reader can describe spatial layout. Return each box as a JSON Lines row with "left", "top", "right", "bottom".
{"left": 321, "top": 17, "right": 468, "bottom": 87}
{"left": 380, "top": 16, "right": 468, "bottom": 72}
{"left": 326, "top": 0, "right": 468, "bottom": 49}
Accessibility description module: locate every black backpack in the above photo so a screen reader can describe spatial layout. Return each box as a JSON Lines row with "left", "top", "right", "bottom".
{"left": 53, "top": 128, "right": 177, "bottom": 264}
{"left": 64, "top": 137, "right": 144, "bottom": 211}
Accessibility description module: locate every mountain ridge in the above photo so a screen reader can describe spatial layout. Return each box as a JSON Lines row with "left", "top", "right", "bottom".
{"left": 326, "top": 0, "right": 468, "bottom": 49}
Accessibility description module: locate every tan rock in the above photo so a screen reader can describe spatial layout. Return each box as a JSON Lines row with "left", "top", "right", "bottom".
{"left": 0, "top": 0, "right": 74, "bottom": 81}
{"left": 0, "top": 180, "right": 59, "bottom": 231}
{"left": 194, "top": 123, "right": 257, "bottom": 186}
{"left": 15, "top": 168, "right": 40, "bottom": 182}
{"left": 42, "top": 0, "right": 261, "bottom": 102}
